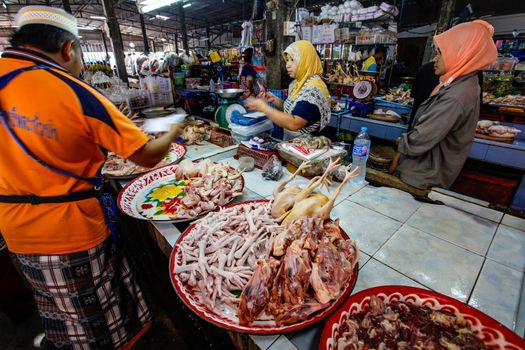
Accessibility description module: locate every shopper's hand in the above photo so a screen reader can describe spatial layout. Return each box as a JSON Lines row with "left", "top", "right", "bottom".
{"left": 388, "top": 153, "right": 401, "bottom": 174}
{"left": 245, "top": 97, "right": 268, "bottom": 112}
{"left": 170, "top": 122, "right": 188, "bottom": 138}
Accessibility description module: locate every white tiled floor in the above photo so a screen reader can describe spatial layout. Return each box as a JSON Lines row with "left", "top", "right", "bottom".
{"left": 375, "top": 224, "right": 484, "bottom": 302}
{"left": 349, "top": 186, "right": 422, "bottom": 222}
{"left": 468, "top": 259, "right": 523, "bottom": 330}
{"left": 331, "top": 200, "right": 402, "bottom": 255}
{"left": 487, "top": 225, "right": 525, "bottom": 272}
{"left": 406, "top": 203, "right": 498, "bottom": 255}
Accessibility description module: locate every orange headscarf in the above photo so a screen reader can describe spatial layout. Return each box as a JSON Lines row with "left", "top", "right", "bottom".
{"left": 432, "top": 20, "right": 497, "bottom": 95}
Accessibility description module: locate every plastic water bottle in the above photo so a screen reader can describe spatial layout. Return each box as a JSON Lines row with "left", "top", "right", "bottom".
{"left": 350, "top": 127, "right": 371, "bottom": 185}
{"left": 209, "top": 79, "right": 214, "bottom": 92}
{"left": 218, "top": 77, "right": 223, "bottom": 90}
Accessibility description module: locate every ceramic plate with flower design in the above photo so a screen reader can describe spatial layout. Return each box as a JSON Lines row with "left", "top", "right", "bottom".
{"left": 117, "top": 163, "right": 244, "bottom": 222}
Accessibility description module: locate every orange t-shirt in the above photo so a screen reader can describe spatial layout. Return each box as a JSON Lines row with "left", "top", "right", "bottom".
{"left": 0, "top": 48, "right": 149, "bottom": 254}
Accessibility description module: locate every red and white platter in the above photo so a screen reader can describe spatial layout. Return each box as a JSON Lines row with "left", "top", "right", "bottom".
{"left": 102, "top": 142, "right": 187, "bottom": 180}
{"left": 320, "top": 285, "right": 525, "bottom": 350}
{"left": 169, "top": 200, "right": 359, "bottom": 334}
{"left": 117, "top": 162, "right": 244, "bottom": 222}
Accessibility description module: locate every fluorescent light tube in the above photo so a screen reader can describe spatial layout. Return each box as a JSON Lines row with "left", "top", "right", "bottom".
{"left": 142, "top": 0, "right": 180, "bottom": 13}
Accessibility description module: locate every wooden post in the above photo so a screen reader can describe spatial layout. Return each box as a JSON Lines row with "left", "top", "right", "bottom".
{"left": 139, "top": 14, "right": 150, "bottom": 54}
{"left": 101, "top": 0, "right": 128, "bottom": 84}
{"left": 62, "top": 0, "right": 72, "bottom": 14}
{"left": 265, "top": 0, "right": 293, "bottom": 89}
{"left": 435, "top": 0, "right": 456, "bottom": 34}
{"left": 178, "top": 2, "right": 189, "bottom": 54}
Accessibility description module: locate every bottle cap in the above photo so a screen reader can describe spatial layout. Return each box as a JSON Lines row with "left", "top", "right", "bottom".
{"left": 360, "top": 127, "right": 367, "bottom": 133}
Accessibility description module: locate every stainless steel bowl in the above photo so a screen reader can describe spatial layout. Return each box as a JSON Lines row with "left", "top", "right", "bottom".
{"left": 217, "top": 88, "right": 245, "bottom": 99}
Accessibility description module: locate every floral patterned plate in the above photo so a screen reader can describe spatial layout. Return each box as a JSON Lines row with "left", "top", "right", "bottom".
{"left": 102, "top": 142, "right": 186, "bottom": 180}
{"left": 117, "top": 162, "right": 244, "bottom": 222}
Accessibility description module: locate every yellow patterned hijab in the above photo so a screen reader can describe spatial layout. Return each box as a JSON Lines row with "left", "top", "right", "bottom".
{"left": 283, "top": 40, "right": 329, "bottom": 100}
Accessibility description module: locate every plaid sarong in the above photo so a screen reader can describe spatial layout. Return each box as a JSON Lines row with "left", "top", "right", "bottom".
{"left": 13, "top": 237, "right": 151, "bottom": 350}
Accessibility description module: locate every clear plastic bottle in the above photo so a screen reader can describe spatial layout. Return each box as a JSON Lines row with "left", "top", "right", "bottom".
{"left": 350, "top": 127, "right": 371, "bottom": 185}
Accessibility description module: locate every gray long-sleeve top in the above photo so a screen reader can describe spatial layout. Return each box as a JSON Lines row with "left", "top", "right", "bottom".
{"left": 397, "top": 72, "right": 480, "bottom": 189}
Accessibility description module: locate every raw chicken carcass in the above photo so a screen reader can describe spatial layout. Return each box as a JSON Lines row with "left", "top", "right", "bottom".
{"left": 274, "top": 158, "right": 342, "bottom": 223}
{"left": 270, "top": 161, "right": 311, "bottom": 220}
{"left": 310, "top": 237, "right": 359, "bottom": 304}
{"left": 269, "top": 239, "right": 312, "bottom": 316}
{"left": 175, "top": 159, "right": 199, "bottom": 179}
{"left": 237, "top": 258, "right": 280, "bottom": 326}
{"left": 274, "top": 302, "right": 330, "bottom": 326}
{"left": 281, "top": 167, "right": 360, "bottom": 225}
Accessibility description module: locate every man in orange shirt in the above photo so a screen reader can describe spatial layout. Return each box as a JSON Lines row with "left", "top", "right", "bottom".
{"left": 0, "top": 6, "right": 184, "bottom": 349}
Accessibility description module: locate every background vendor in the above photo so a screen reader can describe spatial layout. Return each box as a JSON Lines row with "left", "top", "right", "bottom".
{"left": 244, "top": 40, "right": 331, "bottom": 140}
{"left": 239, "top": 47, "right": 257, "bottom": 99}
{"left": 361, "top": 45, "right": 387, "bottom": 72}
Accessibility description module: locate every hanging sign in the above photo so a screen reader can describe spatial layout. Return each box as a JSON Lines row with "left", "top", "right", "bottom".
{"left": 312, "top": 24, "right": 337, "bottom": 44}
{"left": 210, "top": 51, "right": 221, "bottom": 63}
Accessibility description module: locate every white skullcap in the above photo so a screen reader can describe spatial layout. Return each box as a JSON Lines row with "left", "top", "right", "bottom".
{"left": 15, "top": 6, "right": 79, "bottom": 37}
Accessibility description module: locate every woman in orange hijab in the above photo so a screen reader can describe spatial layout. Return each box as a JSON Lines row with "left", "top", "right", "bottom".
{"left": 391, "top": 20, "right": 497, "bottom": 190}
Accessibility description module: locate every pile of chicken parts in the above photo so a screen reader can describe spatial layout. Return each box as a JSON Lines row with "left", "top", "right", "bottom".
{"left": 336, "top": 295, "right": 489, "bottom": 350}
{"left": 383, "top": 86, "right": 414, "bottom": 105}
{"left": 174, "top": 157, "right": 361, "bottom": 327}
{"left": 174, "top": 203, "right": 282, "bottom": 310}
{"left": 173, "top": 159, "right": 243, "bottom": 218}
{"left": 476, "top": 120, "right": 521, "bottom": 139}
{"left": 237, "top": 158, "right": 361, "bottom": 326}
{"left": 238, "top": 216, "right": 359, "bottom": 326}
{"left": 181, "top": 120, "right": 210, "bottom": 145}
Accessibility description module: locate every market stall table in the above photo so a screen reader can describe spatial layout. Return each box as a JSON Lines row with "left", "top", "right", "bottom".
{"left": 329, "top": 113, "right": 525, "bottom": 211}
{"left": 135, "top": 145, "right": 525, "bottom": 350}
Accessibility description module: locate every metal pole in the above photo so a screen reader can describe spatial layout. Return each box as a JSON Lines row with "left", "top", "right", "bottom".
{"left": 139, "top": 14, "right": 150, "bottom": 54}
{"left": 62, "top": 0, "right": 72, "bottom": 14}
{"left": 101, "top": 0, "right": 128, "bottom": 84}
{"left": 178, "top": 2, "right": 189, "bottom": 54}
{"left": 206, "top": 26, "right": 211, "bottom": 51}
{"left": 174, "top": 33, "right": 179, "bottom": 53}
{"left": 100, "top": 30, "right": 110, "bottom": 63}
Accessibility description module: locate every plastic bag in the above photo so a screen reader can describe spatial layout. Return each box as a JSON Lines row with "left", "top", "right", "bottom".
{"left": 262, "top": 155, "right": 283, "bottom": 181}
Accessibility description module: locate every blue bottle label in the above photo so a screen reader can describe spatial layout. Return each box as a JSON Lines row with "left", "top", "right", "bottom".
{"left": 353, "top": 144, "right": 369, "bottom": 157}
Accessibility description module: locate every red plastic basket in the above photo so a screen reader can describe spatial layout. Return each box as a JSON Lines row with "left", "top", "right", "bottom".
{"left": 209, "top": 128, "right": 235, "bottom": 148}
{"left": 234, "top": 144, "right": 276, "bottom": 169}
